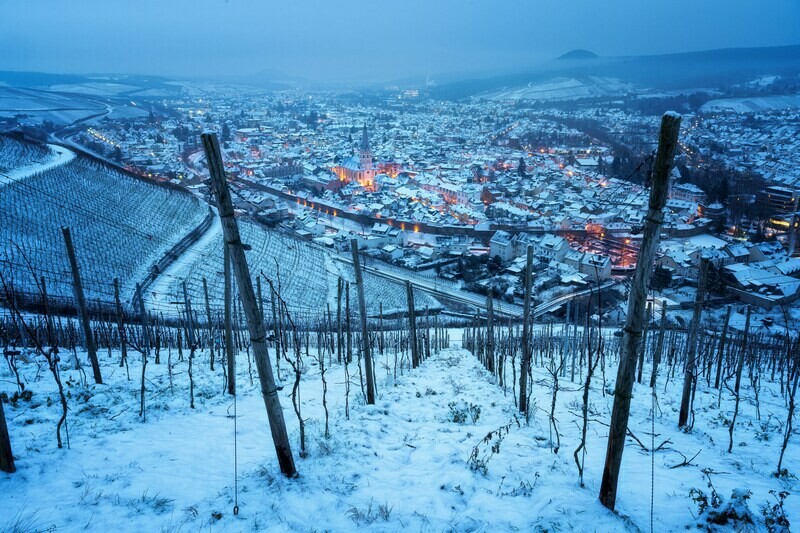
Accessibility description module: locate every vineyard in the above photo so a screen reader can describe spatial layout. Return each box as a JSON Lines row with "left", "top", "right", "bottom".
{"left": 0, "top": 292, "right": 796, "bottom": 531}
{"left": 0, "top": 134, "right": 53, "bottom": 174}
{"left": 151, "top": 218, "right": 441, "bottom": 317}
{"left": 0, "top": 153, "right": 207, "bottom": 305}
{"left": 0, "top": 136, "right": 439, "bottom": 319}
{"left": 0, "top": 124, "right": 797, "bottom": 532}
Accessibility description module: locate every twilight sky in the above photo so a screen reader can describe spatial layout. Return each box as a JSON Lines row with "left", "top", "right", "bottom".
{"left": 2, "top": 0, "right": 799, "bottom": 83}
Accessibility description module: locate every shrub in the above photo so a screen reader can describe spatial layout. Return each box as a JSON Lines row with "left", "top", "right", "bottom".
{"left": 448, "top": 401, "right": 480, "bottom": 424}
{"left": 761, "top": 490, "right": 790, "bottom": 533}
{"left": 690, "top": 479, "right": 754, "bottom": 530}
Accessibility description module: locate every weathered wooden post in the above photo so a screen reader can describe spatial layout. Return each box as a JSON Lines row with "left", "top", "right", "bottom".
{"left": 336, "top": 278, "right": 343, "bottom": 364}
{"left": 0, "top": 398, "right": 14, "bottom": 473}
{"left": 136, "top": 282, "right": 150, "bottom": 420}
{"left": 62, "top": 227, "right": 102, "bottom": 384}
{"left": 203, "top": 132, "right": 296, "bottom": 477}
{"left": 649, "top": 303, "right": 668, "bottom": 388}
{"left": 519, "top": 245, "right": 534, "bottom": 414}
{"left": 599, "top": 112, "right": 681, "bottom": 511}
{"left": 406, "top": 281, "right": 419, "bottom": 368}
{"left": 714, "top": 306, "right": 733, "bottom": 390}
{"left": 182, "top": 281, "right": 196, "bottom": 348}
{"left": 636, "top": 301, "right": 652, "bottom": 384}
{"left": 350, "top": 239, "right": 376, "bottom": 404}
{"left": 113, "top": 278, "right": 128, "bottom": 368}
{"left": 487, "top": 292, "right": 495, "bottom": 374}
{"left": 728, "top": 305, "right": 751, "bottom": 453}
{"left": 679, "top": 258, "right": 709, "bottom": 428}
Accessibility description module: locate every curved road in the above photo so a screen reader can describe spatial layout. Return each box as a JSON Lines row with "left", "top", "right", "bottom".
{"left": 332, "top": 251, "right": 621, "bottom": 319}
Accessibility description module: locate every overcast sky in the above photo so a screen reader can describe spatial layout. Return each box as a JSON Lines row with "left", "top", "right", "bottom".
{"left": 2, "top": 0, "right": 799, "bottom": 83}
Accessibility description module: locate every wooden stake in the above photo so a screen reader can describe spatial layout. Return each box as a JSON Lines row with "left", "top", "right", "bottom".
{"left": 203, "top": 133, "right": 296, "bottom": 477}
{"left": 649, "top": 303, "right": 668, "bottom": 388}
{"left": 350, "top": 239, "right": 375, "bottom": 404}
{"left": 203, "top": 277, "right": 215, "bottom": 371}
{"left": 62, "top": 227, "right": 102, "bottom": 384}
{"left": 224, "top": 243, "right": 235, "bottom": 396}
{"left": 714, "top": 306, "right": 733, "bottom": 390}
{"left": 679, "top": 258, "right": 709, "bottom": 428}
{"left": 519, "top": 245, "right": 533, "bottom": 414}
{"left": 599, "top": 112, "right": 681, "bottom": 511}
{"left": 114, "top": 278, "right": 128, "bottom": 368}
{"left": 406, "top": 280, "right": 419, "bottom": 369}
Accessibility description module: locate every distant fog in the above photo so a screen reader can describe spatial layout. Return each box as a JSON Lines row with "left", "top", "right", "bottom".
{"left": 2, "top": 0, "right": 799, "bottom": 83}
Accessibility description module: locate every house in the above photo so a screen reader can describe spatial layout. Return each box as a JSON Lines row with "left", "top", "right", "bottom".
{"left": 656, "top": 249, "right": 692, "bottom": 281}
{"left": 533, "top": 234, "right": 568, "bottom": 263}
{"left": 564, "top": 250, "right": 612, "bottom": 281}
{"left": 748, "top": 241, "right": 787, "bottom": 262}
{"left": 489, "top": 230, "right": 515, "bottom": 262}
{"left": 381, "top": 244, "right": 404, "bottom": 261}
{"left": 723, "top": 263, "right": 800, "bottom": 309}
{"left": 417, "top": 246, "right": 436, "bottom": 261}
{"left": 766, "top": 257, "right": 800, "bottom": 277}
{"left": 724, "top": 243, "right": 750, "bottom": 264}
{"left": 671, "top": 183, "right": 707, "bottom": 204}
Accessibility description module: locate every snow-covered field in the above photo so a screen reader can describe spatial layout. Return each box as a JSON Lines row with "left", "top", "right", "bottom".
{"left": 480, "top": 77, "right": 634, "bottom": 102}
{"left": 701, "top": 95, "right": 800, "bottom": 113}
{"left": 1, "top": 327, "right": 796, "bottom": 531}
{"left": 0, "top": 142, "right": 75, "bottom": 184}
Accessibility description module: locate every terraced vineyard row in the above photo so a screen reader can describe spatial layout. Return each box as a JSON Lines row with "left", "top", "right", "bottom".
{"left": 0, "top": 135, "right": 52, "bottom": 173}
{"left": 153, "top": 219, "right": 440, "bottom": 317}
{"left": 0, "top": 156, "right": 207, "bottom": 304}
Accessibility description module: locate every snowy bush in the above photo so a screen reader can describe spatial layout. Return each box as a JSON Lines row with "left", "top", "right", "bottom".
{"left": 689, "top": 480, "right": 755, "bottom": 531}
{"left": 761, "top": 490, "right": 791, "bottom": 533}
{"left": 448, "top": 401, "right": 481, "bottom": 424}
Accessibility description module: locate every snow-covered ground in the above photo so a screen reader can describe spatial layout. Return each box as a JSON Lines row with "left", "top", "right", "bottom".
{"left": 701, "top": 95, "right": 800, "bottom": 113}
{"left": 480, "top": 77, "right": 634, "bottom": 102}
{"left": 1, "top": 328, "right": 797, "bottom": 531}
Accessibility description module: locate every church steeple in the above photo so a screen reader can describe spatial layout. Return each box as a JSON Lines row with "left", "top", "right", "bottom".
{"left": 359, "top": 124, "right": 373, "bottom": 170}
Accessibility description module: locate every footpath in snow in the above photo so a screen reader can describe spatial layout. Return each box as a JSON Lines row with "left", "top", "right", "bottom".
{"left": 2, "top": 333, "right": 796, "bottom": 531}
{"left": 2, "top": 343, "right": 627, "bottom": 532}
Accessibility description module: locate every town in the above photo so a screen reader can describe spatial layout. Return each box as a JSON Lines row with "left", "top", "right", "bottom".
{"left": 6, "top": 80, "right": 797, "bottom": 323}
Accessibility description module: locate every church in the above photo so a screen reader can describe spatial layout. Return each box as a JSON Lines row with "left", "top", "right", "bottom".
{"left": 332, "top": 125, "right": 379, "bottom": 191}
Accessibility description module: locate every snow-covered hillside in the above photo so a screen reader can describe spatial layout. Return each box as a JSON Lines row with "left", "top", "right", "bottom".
{"left": 1, "top": 325, "right": 796, "bottom": 531}
{"left": 0, "top": 154, "right": 207, "bottom": 303}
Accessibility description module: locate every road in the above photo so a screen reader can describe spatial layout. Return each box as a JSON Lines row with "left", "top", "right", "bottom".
{"left": 332, "top": 250, "right": 622, "bottom": 319}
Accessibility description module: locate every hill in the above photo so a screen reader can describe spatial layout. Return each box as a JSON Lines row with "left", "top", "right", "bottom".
{"left": 557, "top": 49, "right": 599, "bottom": 60}
{"left": 433, "top": 45, "right": 800, "bottom": 100}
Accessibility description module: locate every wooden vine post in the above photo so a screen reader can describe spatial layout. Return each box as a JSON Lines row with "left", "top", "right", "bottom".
{"left": 406, "top": 280, "right": 419, "bottom": 368}
{"left": 224, "top": 243, "right": 235, "bottom": 395}
{"left": 679, "top": 257, "right": 709, "bottom": 428}
{"left": 202, "top": 277, "right": 215, "bottom": 370}
{"left": 0, "top": 398, "right": 14, "bottom": 473}
{"left": 202, "top": 132, "right": 297, "bottom": 477}
{"left": 519, "top": 245, "right": 534, "bottom": 414}
{"left": 350, "top": 239, "right": 376, "bottom": 404}
{"left": 62, "top": 227, "right": 102, "bottom": 384}
{"left": 599, "top": 111, "right": 681, "bottom": 511}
